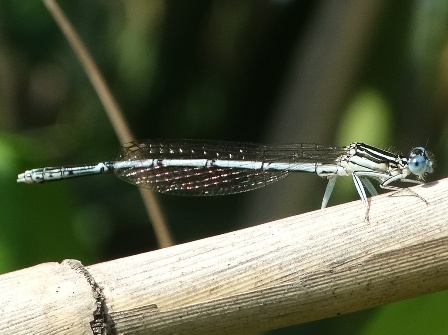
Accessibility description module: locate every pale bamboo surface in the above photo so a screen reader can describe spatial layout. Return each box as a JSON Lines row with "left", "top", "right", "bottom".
{"left": 1, "top": 178, "right": 447, "bottom": 334}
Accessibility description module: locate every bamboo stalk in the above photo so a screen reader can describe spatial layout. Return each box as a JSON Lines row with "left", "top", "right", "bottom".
{"left": 1, "top": 178, "right": 447, "bottom": 334}
{"left": 42, "top": 0, "right": 172, "bottom": 248}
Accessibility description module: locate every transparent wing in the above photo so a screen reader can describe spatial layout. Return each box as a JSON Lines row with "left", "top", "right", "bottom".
{"left": 114, "top": 139, "right": 345, "bottom": 196}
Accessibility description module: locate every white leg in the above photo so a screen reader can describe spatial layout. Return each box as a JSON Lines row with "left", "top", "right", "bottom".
{"left": 321, "top": 176, "right": 337, "bottom": 209}
{"left": 379, "top": 173, "right": 422, "bottom": 191}
{"left": 360, "top": 177, "right": 378, "bottom": 197}
{"left": 352, "top": 174, "right": 368, "bottom": 206}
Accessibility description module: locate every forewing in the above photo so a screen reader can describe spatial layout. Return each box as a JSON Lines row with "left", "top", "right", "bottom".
{"left": 115, "top": 140, "right": 295, "bottom": 196}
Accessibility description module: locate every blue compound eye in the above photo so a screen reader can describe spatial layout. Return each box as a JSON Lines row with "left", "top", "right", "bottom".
{"left": 408, "top": 154, "right": 427, "bottom": 175}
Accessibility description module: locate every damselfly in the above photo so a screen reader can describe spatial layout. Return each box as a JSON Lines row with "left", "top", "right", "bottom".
{"left": 17, "top": 140, "right": 434, "bottom": 208}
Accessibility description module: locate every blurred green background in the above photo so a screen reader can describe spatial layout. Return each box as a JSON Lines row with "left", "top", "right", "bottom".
{"left": 1, "top": 1, "right": 447, "bottom": 334}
